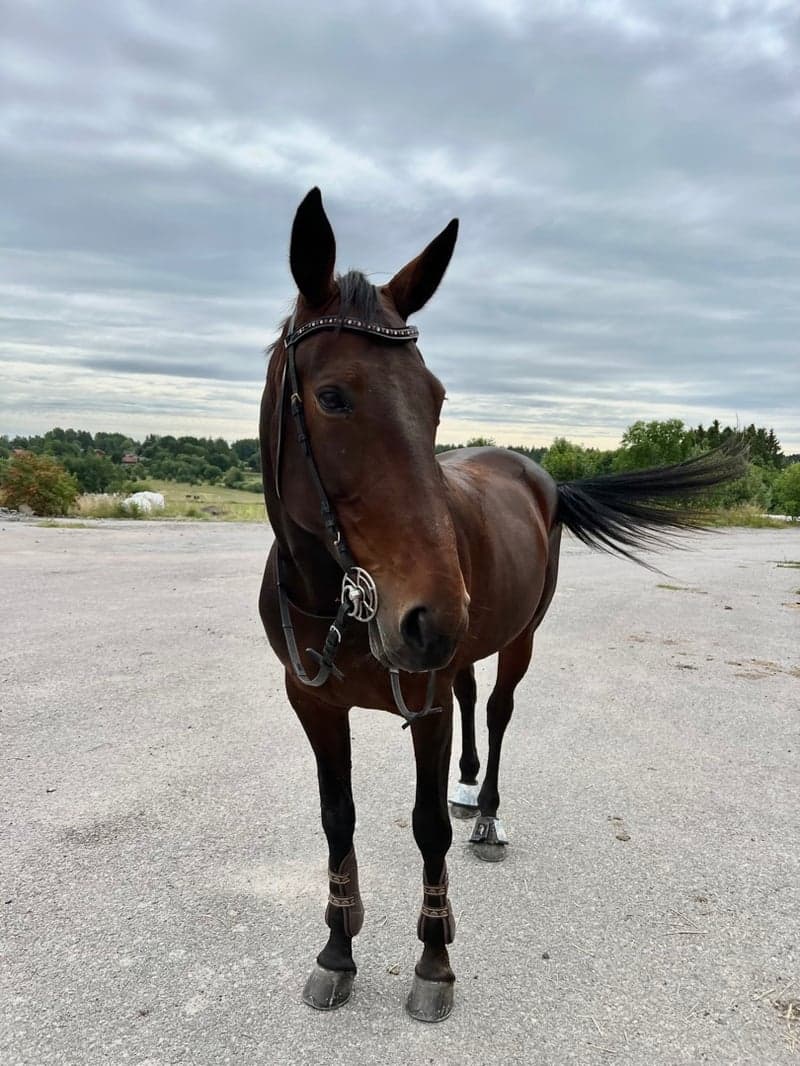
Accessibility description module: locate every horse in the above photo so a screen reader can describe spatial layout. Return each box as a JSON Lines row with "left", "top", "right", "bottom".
{"left": 257, "top": 188, "right": 745, "bottom": 1022}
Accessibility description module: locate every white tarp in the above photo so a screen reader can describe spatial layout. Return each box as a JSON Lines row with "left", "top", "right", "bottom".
{"left": 122, "top": 491, "right": 165, "bottom": 513}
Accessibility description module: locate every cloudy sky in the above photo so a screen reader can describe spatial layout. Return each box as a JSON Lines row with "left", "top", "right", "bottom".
{"left": 2, "top": 0, "right": 799, "bottom": 450}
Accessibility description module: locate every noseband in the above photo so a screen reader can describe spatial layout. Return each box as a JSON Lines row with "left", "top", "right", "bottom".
{"left": 274, "top": 313, "right": 441, "bottom": 725}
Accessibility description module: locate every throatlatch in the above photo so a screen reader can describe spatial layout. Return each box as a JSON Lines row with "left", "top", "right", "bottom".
{"left": 275, "top": 313, "right": 443, "bottom": 725}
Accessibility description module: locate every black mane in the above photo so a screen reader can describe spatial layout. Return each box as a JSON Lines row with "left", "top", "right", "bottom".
{"left": 268, "top": 271, "right": 382, "bottom": 358}
{"left": 336, "top": 270, "right": 380, "bottom": 320}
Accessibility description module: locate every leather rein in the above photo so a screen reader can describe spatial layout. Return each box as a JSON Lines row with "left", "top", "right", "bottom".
{"left": 274, "top": 313, "right": 442, "bottom": 726}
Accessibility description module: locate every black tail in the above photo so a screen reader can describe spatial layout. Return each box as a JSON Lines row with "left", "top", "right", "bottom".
{"left": 556, "top": 442, "right": 748, "bottom": 566}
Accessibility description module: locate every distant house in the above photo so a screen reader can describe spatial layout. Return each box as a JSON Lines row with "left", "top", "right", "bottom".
{"left": 121, "top": 453, "right": 140, "bottom": 465}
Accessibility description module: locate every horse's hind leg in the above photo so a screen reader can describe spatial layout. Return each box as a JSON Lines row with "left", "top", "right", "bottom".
{"left": 287, "top": 682, "right": 362, "bottom": 1011}
{"left": 471, "top": 528, "right": 562, "bottom": 862}
{"left": 470, "top": 624, "right": 535, "bottom": 863}
{"left": 449, "top": 665, "right": 480, "bottom": 820}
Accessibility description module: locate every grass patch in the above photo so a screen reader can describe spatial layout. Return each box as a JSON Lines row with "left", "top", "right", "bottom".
{"left": 146, "top": 480, "right": 266, "bottom": 522}
{"left": 704, "top": 505, "right": 792, "bottom": 528}
{"left": 775, "top": 561, "right": 800, "bottom": 569}
{"left": 74, "top": 494, "right": 145, "bottom": 519}
{"left": 36, "top": 519, "right": 93, "bottom": 529}
{"left": 72, "top": 482, "right": 266, "bottom": 523}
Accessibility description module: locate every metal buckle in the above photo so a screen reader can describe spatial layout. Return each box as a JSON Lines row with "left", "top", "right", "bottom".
{"left": 341, "top": 567, "right": 378, "bottom": 622}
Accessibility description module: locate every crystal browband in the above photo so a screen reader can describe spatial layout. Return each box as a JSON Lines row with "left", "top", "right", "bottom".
{"left": 285, "top": 316, "right": 419, "bottom": 349}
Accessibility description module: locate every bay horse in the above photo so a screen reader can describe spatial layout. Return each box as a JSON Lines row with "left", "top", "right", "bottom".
{"left": 258, "top": 188, "right": 744, "bottom": 1022}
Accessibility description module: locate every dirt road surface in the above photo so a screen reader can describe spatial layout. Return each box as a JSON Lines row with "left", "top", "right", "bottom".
{"left": 2, "top": 520, "right": 798, "bottom": 1065}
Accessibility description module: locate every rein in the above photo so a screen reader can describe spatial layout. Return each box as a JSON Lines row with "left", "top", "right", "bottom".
{"left": 274, "top": 313, "right": 442, "bottom": 726}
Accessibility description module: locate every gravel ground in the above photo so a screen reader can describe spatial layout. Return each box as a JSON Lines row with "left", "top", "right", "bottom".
{"left": 1, "top": 519, "right": 798, "bottom": 1066}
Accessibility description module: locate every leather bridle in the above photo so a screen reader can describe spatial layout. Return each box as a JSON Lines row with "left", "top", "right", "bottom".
{"left": 274, "top": 312, "right": 442, "bottom": 725}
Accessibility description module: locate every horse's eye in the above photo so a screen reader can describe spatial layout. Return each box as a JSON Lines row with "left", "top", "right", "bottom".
{"left": 316, "top": 387, "right": 350, "bottom": 413}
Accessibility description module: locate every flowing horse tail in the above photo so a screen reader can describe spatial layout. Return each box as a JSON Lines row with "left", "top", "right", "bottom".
{"left": 555, "top": 441, "right": 748, "bottom": 566}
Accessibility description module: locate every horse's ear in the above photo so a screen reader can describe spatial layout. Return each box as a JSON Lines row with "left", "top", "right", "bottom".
{"left": 290, "top": 187, "right": 336, "bottom": 307}
{"left": 387, "top": 219, "right": 459, "bottom": 319}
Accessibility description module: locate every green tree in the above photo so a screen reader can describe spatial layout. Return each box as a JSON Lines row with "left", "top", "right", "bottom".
{"left": 62, "top": 453, "right": 124, "bottom": 494}
{"left": 232, "top": 438, "right": 261, "bottom": 471}
{"left": 507, "top": 444, "right": 548, "bottom": 464}
{"left": 0, "top": 452, "right": 79, "bottom": 515}
{"left": 614, "top": 419, "right": 693, "bottom": 471}
{"left": 542, "top": 438, "right": 598, "bottom": 481}
{"left": 774, "top": 463, "right": 800, "bottom": 518}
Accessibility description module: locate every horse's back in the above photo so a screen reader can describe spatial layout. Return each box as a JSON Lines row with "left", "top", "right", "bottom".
{"left": 438, "top": 447, "right": 560, "bottom": 660}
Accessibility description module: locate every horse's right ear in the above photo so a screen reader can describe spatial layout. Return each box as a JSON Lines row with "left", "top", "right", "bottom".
{"left": 290, "top": 188, "right": 336, "bottom": 307}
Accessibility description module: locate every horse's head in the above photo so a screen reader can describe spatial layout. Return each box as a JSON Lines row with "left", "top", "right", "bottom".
{"left": 266, "top": 188, "right": 469, "bottom": 673}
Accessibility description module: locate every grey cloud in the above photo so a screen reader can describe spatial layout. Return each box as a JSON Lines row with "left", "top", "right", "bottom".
{"left": 1, "top": 0, "right": 799, "bottom": 448}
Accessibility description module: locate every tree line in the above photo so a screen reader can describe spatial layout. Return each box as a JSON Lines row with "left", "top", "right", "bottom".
{"left": 0, "top": 428, "right": 262, "bottom": 495}
{"left": 435, "top": 419, "right": 799, "bottom": 516}
{"left": 1, "top": 419, "right": 799, "bottom": 516}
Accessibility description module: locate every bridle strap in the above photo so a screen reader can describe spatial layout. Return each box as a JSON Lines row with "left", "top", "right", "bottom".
{"left": 390, "top": 669, "right": 441, "bottom": 728}
{"left": 273, "top": 311, "right": 440, "bottom": 726}
{"left": 285, "top": 315, "right": 418, "bottom": 349}
{"left": 277, "top": 555, "right": 349, "bottom": 688}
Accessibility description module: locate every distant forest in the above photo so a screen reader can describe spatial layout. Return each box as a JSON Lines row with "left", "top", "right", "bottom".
{"left": 1, "top": 420, "right": 798, "bottom": 514}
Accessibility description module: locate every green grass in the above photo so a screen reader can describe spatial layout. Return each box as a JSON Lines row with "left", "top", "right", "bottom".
{"left": 775, "top": 561, "right": 800, "bottom": 569}
{"left": 36, "top": 519, "right": 93, "bottom": 529}
{"left": 147, "top": 480, "right": 266, "bottom": 522}
{"left": 703, "top": 505, "right": 792, "bottom": 528}
{"left": 74, "top": 481, "right": 267, "bottom": 523}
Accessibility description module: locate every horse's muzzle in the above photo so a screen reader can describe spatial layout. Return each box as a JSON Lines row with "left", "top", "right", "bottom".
{"left": 395, "top": 603, "right": 466, "bottom": 672}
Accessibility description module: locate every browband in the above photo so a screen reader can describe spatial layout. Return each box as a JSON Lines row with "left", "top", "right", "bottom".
{"left": 284, "top": 315, "right": 419, "bottom": 349}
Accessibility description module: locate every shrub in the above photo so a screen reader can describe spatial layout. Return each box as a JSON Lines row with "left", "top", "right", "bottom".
{"left": 0, "top": 451, "right": 79, "bottom": 515}
{"left": 223, "top": 466, "right": 245, "bottom": 488}
{"left": 774, "top": 463, "right": 800, "bottom": 518}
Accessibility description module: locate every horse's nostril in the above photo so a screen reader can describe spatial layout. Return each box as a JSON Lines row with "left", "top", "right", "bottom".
{"left": 399, "top": 605, "right": 458, "bottom": 669}
{"left": 400, "top": 605, "right": 429, "bottom": 652}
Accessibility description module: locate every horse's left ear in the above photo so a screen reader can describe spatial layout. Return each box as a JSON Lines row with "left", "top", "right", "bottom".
{"left": 387, "top": 219, "right": 459, "bottom": 319}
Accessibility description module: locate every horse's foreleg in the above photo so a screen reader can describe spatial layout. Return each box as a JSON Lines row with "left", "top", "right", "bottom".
{"left": 470, "top": 624, "right": 535, "bottom": 862}
{"left": 287, "top": 682, "right": 361, "bottom": 1010}
{"left": 406, "top": 698, "right": 456, "bottom": 1022}
{"left": 449, "top": 666, "right": 480, "bottom": 820}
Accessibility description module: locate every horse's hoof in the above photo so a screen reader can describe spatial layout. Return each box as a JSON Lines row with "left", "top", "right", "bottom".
{"left": 450, "top": 802, "right": 478, "bottom": 820}
{"left": 302, "top": 964, "right": 355, "bottom": 1011}
{"left": 449, "top": 782, "right": 479, "bottom": 820}
{"left": 471, "top": 840, "right": 507, "bottom": 862}
{"left": 405, "top": 973, "right": 454, "bottom": 1023}
{"left": 469, "top": 815, "right": 509, "bottom": 862}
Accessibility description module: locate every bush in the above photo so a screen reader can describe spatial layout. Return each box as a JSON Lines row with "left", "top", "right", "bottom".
{"left": 223, "top": 466, "right": 245, "bottom": 488}
{"left": 774, "top": 463, "right": 800, "bottom": 518}
{"left": 0, "top": 452, "right": 79, "bottom": 515}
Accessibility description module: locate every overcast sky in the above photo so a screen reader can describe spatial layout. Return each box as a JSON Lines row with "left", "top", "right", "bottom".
{"left": 2, "top": 0, "right": 799, "bottom": 450}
